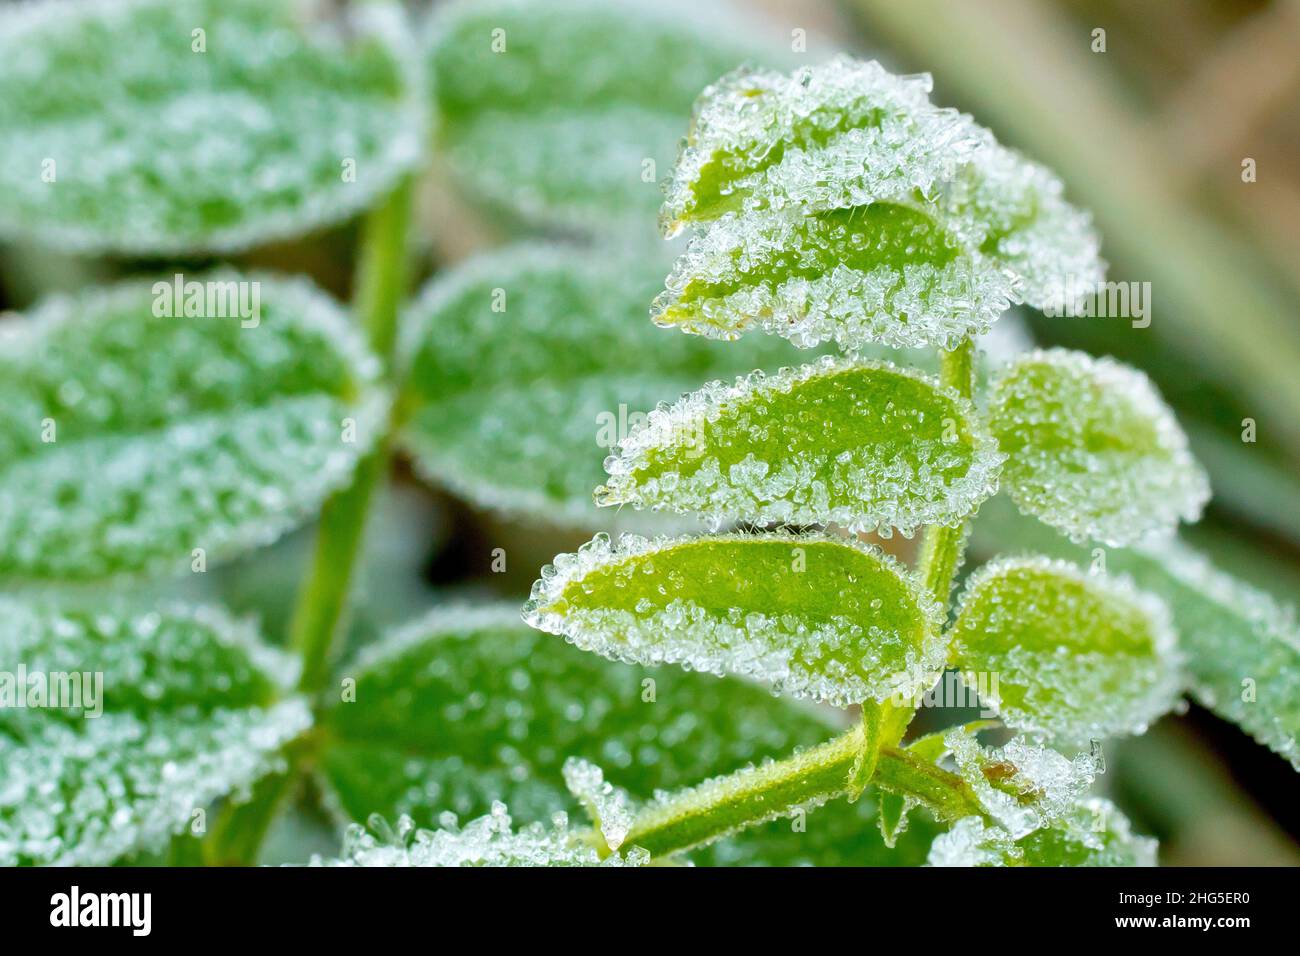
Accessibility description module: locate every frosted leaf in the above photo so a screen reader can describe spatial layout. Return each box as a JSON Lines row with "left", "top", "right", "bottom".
{"left": 398, "top": 245, "right": 808, "bottom": 527}
{"left": 653, "top": 203, "right": 1019, "bottom": 352}
{"left": 523, "top": 531, "right": 946, "bottom": 706}
{"left": 0, "top": 597, "right": 310, "bottom": 866}
{"left": 597, "top": 355, "right": 1004, "bottom": 535}
{"left": 1136, "top": 540, "right": 1300, "bottom": 770}
{"left": 314, "top": 803, "right": 644, "bottom": 868}
{"left": 927, "top": 799, "right": 1156, "bottom": 867}
{"left": 974, "top": 494, "right": 1300, "bottom": 771}
{"left": 0, "top": 273, "right": 384, "bottom": 582}
{"left": 944, "top": 728, "right": 1102, "bottom": 838}
{"left": 319, "top": 605, "right": 938, "bottom": 866}
{"left": 662, "top": 56, "right": 989, "bottom": 231}
{"left": 562, "top": 758, "right": 635, "bottom": 852}
{"left": 939, "top": 143, "right": 1105, "bottom": 310}
{"left": 949, "top": 556, "right": 1182, "bottom": 742}
{"left": 406, "top": 374, "right": 702, "bottom": 532}
{"left": 0, "top": 0, "right": 423, "bottom": 254}
{"left": 429, "top": 0, "right": 781, "bottom": 229}
{"left": 988, "top": 349, "right": 1210, "bottom": 546}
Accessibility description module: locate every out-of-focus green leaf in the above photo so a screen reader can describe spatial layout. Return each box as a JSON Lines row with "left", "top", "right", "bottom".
{"left": 987, "top": 348, "right": 1209, "bottom": 546}
{"left": 927, "top": 799, "right": 1156, "bottom": 867}
{"left": 596, "top": 356, "right": 1003, "bottom": 535}
{"left": 973, "top": 495, "right": 1300, "bottom": 771}
{"left": 524, "top": 532, "right": 945, "bottom": 706}
{"left": 428, "top": 0, "right": 779, "bottom": 229}
{"left": 0, "top": 0, "right": 423, "bottom": 254}
{"left": 0, "top": 273, "right": 384, "bottom": 582}
{"left": 949, "top": 556, "right": 1181, "bottom": 742}
{"left": 0, "top": 597, "right": 309, "bottom": 866}
{"left": 398, "top": 245, "right": 805, "bottom": 526}
{"left": 319, "top": 605, "right": 936, "bottom": 866}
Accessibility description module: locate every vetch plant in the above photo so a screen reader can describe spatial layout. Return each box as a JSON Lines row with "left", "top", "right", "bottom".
{"left": 0, "top": 0, "right": 1295, "bottom": 870}
{"left": 519, "top": 57, "right": 1223, "bottom": 866}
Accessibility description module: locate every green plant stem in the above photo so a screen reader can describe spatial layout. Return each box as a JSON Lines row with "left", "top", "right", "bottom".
{"left": 916, "top": 337, "right": 976, "bottom": 606}
{"left": 203, "top": 761, "right": 299, "bottom": 867}
{"left": 289, "top": 178, "right": 412, "bottom": 693}
{"left": 208, "top": 182, "right": 412, "bottom": 867}
{"left": 202, "top": 733, "right": 320, "bottom": 866}
{"left": 620, "top": 725, "right": 983, "bottom": 859}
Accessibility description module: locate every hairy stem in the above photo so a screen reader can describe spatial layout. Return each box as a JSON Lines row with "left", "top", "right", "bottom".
{"left": 289, "top": 178, "right": 412, "bottom": 693}
{"left": 620, "top": 726, "right": 983, "bottom": 859}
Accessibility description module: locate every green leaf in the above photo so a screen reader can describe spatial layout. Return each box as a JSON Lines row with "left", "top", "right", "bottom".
{"left": 662, "top": 56, "right": 987, "bottom": 231}
{"left": 405, "top": 374, "right": 693, "bottom": 529}
{"left": 972, "top": 495, "right": 1300, "bottom": 770}
{"left": 656, "top": 57, "right": 1104, "bottom": 351}
{"left": 317, "top": 802, "right": 646, "bottom": 868}
{"left": 0, "top": 273, "right": 384, "bottom": 582}
{"left": 596, "top": 356, "right": 1004, "bottom": 535}
{"left": 319, "top": 605, "right": 937, "bottom": 866}
{"left": 0, "top": 0, "right": 422, "bottom": 254}
{"left": 987, "top": 348, "right": 1209, "bottom": 546}
{"left": 949, "top": 556, "right": 1181, "bottom": 742}
{"left": 927, "top": 799, "right": 1156, "bottom": 867}
{"left": 943, "top": 143, "right": 1105, "bottom": 311}
{"left": 0, "top": 597, "right": 309, "bottom": 866}
{"left": 524, "top": 532, "right": 945, "bottom": 706}
{"left": 398, "top": 245, "right": 805, "bottom": 526}
{"left": 655, "top": 202, "right": 1018, "bottom": 352}
{"left": 428, "top": 0, "right": 779, "bottom": 229}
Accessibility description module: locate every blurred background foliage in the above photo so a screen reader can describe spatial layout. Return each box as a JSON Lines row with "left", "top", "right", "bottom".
{"left": 0, "top": 0, "right": 1296, "bottom": 865}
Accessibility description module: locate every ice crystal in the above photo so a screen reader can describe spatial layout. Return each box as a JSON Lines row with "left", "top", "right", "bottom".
{"left": 429, "top": 0, "right": 780, "bottom": 228}
{"left": 927, "top": 798, "right": 1156, "bottom": 867}
{"left": 944, "top": 728, "right": 1103, "bottom": 838}
{"left": 562, "top": 758, "right": 635, "bottom": 852}
{"left": 653, "top": 204, "right": 1018, "bottom": 352}
{"left": 949, "top": 556, "right": 1182, "bottom": 743}
{"left": 596, "top": 355, "right": 1004, "bottom": 535}
{"left": 988, "top": 348, "right": 1209, "bottom": 546}
{"left": 315, "top": 803, "right": 646, "bottom": 868}
{"left": 662, "top": 56, "right": 989, "bottom": 230}
{"left": 0, "top": 273, "right": 384, "bottom": 581}
{"left": 0, "top": 0, "right": 423, "bottom": 254}
{"left": 0, "top": 598, "right": 309, "bottom": 866}
{"left": 523, "top": 531, "right": 946, "bottom": 706}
